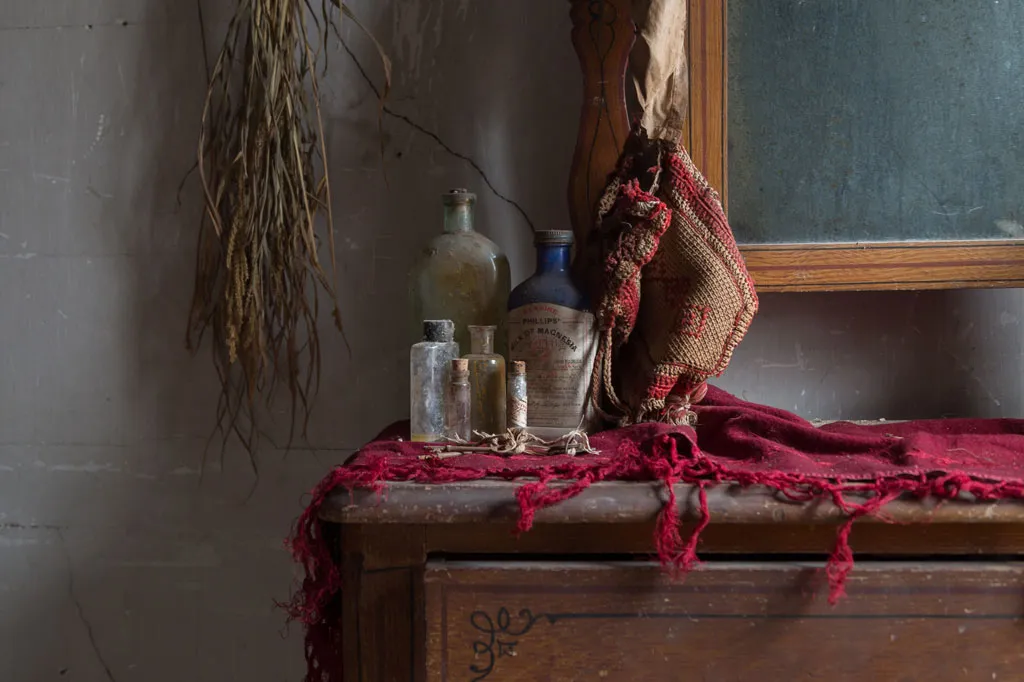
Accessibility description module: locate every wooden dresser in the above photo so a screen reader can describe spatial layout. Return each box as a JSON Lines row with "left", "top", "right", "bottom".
{"left": 322, "top": 481, "right": 1024, "bottom": 681}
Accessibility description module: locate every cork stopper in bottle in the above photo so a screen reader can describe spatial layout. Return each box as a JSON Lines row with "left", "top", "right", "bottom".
{"left": 510, "top": 360, "right": 526, "bottom": 376}
{"left": 451, "top": 358, "right": 469, "bottom": 378}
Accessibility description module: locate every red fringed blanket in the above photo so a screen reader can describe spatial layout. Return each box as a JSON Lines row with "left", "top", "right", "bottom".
{"left": 286, "top": 386, "right": 1024, "bottom": 681}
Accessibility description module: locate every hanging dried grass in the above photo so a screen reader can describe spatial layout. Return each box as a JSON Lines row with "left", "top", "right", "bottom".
{"left": 188, "top": 0, "right": 389, "bottom": 465}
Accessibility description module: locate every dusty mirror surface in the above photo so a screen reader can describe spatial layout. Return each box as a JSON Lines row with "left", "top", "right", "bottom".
{"left": 727, "top": 0, "right": 1024, "bottom": 245}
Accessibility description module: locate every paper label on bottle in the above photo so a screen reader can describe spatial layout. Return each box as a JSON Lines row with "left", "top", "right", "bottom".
{"left": 508, "top": 303, "right": 598, "bottom": 429}
{"left": 508, "top": 395, "right": 528, "bottom": 429}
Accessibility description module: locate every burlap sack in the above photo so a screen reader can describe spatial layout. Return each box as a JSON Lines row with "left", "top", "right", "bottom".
{"left": 582, "top": 0, "right": 756, "bottom": 424}
{"left": 629, "top": 0, "right": 689, "bottom": 144}
{"left": 588, "top": 131, "right": 758, "bottom": 424}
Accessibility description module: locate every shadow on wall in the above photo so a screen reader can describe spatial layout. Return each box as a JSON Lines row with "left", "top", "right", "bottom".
{"left": 306, "top": 0, "right": 581, "bottom": 449}
{"left": 2, "top": 1, "right": 319, "bottom": 680}
{"left": 721, "top": 288, "right": 1024, "bottom": 420}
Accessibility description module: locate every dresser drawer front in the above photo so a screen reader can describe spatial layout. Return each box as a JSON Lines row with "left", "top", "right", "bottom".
{"left": 425, "top": 561, "right": 1024, "bottom": 682}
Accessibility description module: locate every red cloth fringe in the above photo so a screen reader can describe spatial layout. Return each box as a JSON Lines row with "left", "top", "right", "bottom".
{"left": 284, "top": 386, "right": 1024, "bottom": 681}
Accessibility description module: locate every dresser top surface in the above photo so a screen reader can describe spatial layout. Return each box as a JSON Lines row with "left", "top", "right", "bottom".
{"left": 320, "top": 479, "right": 1024, "bottom": 526}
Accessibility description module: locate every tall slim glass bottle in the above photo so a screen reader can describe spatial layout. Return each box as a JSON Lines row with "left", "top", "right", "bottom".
{"left": 409, "top": 189, "right": 511, "bottom": 358}
{"left": 506, "top": 360, "right": 528, "bottom": 430}
{"left": 410, "top": 320, "right": 459, "bottom": 442}
{"left": 446, "top": 358, "right": 472, "bottom": 441}
{"left": 508, "top": 231, "right": 597, "bottom": 438}
{"left": 465, "top": 325, "right": 506, "bottom": 434}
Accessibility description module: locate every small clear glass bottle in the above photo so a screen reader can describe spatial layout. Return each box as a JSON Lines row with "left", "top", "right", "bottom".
{"left": 410, "top": 320, "right": 459, "bottom": 442}
{"left": 446, "top": 358, "right": 472, "bottom": 441}
{"left": 409, "top": 189, "right": 512, "bottom": 358}
{"left": 465, "top": 325, "right": 506, "bottom": 434}
{"left": 507, "top": 360, "right": 528, "bottom": 430}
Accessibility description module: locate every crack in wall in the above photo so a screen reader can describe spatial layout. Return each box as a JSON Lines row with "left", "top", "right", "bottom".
{"left": 57, "top": 530, "right": 118, "bottom": 682}
{"left": 0, "top": 523, "right": 67, "bottom": 531}
{"left": 0, "top": 20, "right": 135, "bottom": 32}
{"left": 340, "top": 40, "right": 538, "bottom": 234}
{"left": 189, "top": 4, "right": 538, "bottom": 233}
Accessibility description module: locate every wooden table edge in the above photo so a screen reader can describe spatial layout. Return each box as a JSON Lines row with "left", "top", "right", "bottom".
{"left": 319, "top": 480, "right": 1024, "bottom": 526}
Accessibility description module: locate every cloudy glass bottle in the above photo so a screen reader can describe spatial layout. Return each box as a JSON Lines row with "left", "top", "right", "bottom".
{"left": 409, "top": 189, "right": 511, "bottom": 358}
{"left": 409, "top": 320, "right": 459, "bottom": 442}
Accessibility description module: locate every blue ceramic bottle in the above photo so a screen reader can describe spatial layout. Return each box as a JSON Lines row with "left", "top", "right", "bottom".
{"left": 507, "top": 231, "right": 597, "bottom": 436}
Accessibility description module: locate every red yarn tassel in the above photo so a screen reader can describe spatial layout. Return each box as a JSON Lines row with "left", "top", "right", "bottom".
{"left": 826, "top": 516, "right": 856, "bottom": 605}
{"left": 679, "top": 483, "right": 710, "bottom": 572}
{"left": 302, "top": 596, "right": 344, "bottom": 682}
{"left": 655, "top": 479, "right": 710, "bottom": 575}
{"left": 824, "top": 489, "right": 899, "bottom": 605}
{"left": 515, "top": 475, "right": 597, "bottom": 534}
{"left": 654, "top": 476, "right": 682, "bottom": 568}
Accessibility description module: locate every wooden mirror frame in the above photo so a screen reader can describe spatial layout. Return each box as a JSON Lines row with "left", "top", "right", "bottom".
{"left": 569, "top": 0, "right": 1024, "bottom": 292}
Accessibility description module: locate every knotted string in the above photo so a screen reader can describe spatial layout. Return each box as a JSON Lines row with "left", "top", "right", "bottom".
{"left": 423, "top": 428, "right": 599, "bottom": 458}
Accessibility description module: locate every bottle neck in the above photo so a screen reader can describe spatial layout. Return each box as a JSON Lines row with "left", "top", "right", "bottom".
{"left": 443, "top": 204, "right": 474, "bottom": 234}
{"left": 535, "top": 243, "right": 572, "bottom": 274}
{"left": 470, "top": 332, "right": 494, "bottom": 355}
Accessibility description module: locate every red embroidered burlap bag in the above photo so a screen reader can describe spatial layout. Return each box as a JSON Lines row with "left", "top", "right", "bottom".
{"left": 588, "top": 131, "right": 758, "bottom": 424}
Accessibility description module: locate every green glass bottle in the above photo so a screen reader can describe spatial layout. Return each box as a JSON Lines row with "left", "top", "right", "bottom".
{"left": 465, "top": 325, "right": 506, "bottom": 434}
{"left": 409, "top": 189, "right": 511, "bottom": 358}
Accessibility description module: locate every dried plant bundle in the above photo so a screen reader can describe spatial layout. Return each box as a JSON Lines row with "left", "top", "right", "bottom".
{"left": 188, "top": 0, "right": 389, "bottom": 464}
